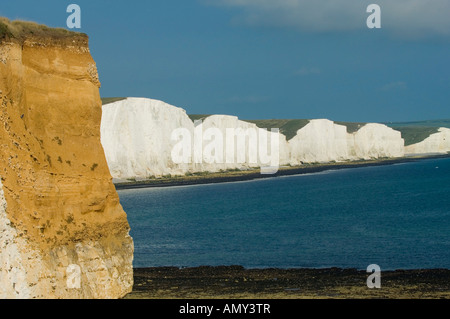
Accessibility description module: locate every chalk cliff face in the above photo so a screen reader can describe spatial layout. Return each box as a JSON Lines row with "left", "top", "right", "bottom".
{"left": 101, "top": 98, "right": 287, "bottom": 179}
{"left": 288, "top": 120, "right": 404, "bottom": 164}
{"left": 405, "top": 128, "right": 450, "bottom": 155}
{"left": 200, "top": 115, "right": 290, "bottom": 171}
{"left": 0, "top": 23, "right": 133, "bottom": 299}
{"left": 289, "top": 120, "right": 351, "bottom": 164}
{"left": 101, "top": 98, "right": 194, "bottom": 179}
{"left": 350, "top": 123, "right": 405, "bottom": 160}
{"left": 101, "top": 98, "right": 408, "bottom": 179}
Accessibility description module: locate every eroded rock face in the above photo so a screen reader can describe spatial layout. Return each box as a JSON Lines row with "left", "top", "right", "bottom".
{"left": 200, "top": 115, "right": 290, "bottom": 172}
{"left": 101, "top": 98, "right": 195, "bottom": 179}
{"left": 280, "top": 120, "right": 405, "bottom": 165}
{"left": 101, "top": 98, "right": 288, "bottom": 179}
{"left": 289, "top": 119, "right": 351, "bottom": 164}
{"left": 0, "top": 32, "right": 133, "bottom": 298}
{"left": 101, "top": 100, "right": 407, "bottom": 179}
{"left": 350, "top": 123, "right": 405, "bottom": 160}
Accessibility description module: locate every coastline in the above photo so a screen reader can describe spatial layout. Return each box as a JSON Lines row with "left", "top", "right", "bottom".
{"left": 121, "top": 153, "right": 450, "bottom": 299}
{"left": 115, "top": 153, "right": 450, "bottom": 190}
{"left": 126, "top": 266, "right": 450, "bottom": 299}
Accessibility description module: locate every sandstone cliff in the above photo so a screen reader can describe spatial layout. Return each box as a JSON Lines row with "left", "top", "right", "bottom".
{"left": 0, "top": 19, "right": 133, "bottom": 299}
{"left": 101, "top": 98, "right": 406, "bottom": 180}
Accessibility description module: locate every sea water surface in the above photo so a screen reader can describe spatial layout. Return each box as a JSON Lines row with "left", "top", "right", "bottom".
{"left": 118, "top": 157, "right": 450, "bottom": 270}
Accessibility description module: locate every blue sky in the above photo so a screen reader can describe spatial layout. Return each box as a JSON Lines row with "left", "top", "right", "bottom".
{"left": 1, "top": 0, "right": 449, "bottom": 122}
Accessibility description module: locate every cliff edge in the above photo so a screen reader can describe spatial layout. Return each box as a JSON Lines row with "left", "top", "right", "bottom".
{"left": 101, "top": 98, "right": 406, "bottom": 180}
{"left": 0, "top": 19, "right": 133, "bottom": 299}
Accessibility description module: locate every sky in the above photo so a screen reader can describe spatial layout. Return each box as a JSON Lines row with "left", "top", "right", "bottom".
{"left": 1, "top": 0, "right": 449, "bottom": 123}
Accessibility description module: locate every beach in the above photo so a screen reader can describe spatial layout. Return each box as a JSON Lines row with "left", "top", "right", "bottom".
{"left": 125, "top": 266, "right": 450, "bottom": 299}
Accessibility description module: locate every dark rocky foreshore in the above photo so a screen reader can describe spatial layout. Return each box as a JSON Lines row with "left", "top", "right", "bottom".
{"left": 116, "top": 154, "right": 450, "bottom": 190}
{"left": 125, "top": 266, "right": 450, "bottom": 299}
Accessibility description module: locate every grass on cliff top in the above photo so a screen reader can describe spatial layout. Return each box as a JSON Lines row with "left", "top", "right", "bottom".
{"left": 334, "top": 121, "right": 367, "bottom": 134}
{"left": 188, "top": 114, "right": 211, "bottom": 122}
{"left": 186, "top": 117, "right": 310, "bottom": 140}
{"left": 386, "top": 119, "right": 450, "bottom": 146}
{"left": 101, "top": 97, "right": 127, "bottom": 105}
{"left": 247, "top": 120, "right": 368, "bottom": 140}
{"left": 0, "top": 18, "right": 85, "bottom": 42}
{"left": 245, "top": 119, "right": 310, "bottom": 141}
{"left": 389, "top": 126, "right": 440, "bottom": 146}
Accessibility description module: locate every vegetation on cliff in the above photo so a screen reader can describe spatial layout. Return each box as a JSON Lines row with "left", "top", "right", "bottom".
{"left": 101, "top": 97, "right": 127, "bottom": 105}
{"left": 0, "top": 17, "right": 86, "bottom": 43}
{"left": 387, "top": 119, "right": 450, "bottom": 146}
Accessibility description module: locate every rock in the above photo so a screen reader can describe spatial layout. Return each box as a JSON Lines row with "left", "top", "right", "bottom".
{"left": 101, "top": 100, "right": 407, "bottom": 180}
{"left": 289, "top": 120, "right": 404, "bottom": 164}
{"left": 101, "top": 98, "right": 288, "bottom": 179}
{"left": 0, "top": 20, "right": 133, "bottom": 299}
{"left": 200, "top": 115, "right": 290, "bottom": 171}
{"left": 350, "top": 123, "right": 405, "bottom": 160}
{"left": 289, "top": 119, "right": 351, "bottom": 164}
{"left": 101, "top": 98, "right": 194, "bottom": 179}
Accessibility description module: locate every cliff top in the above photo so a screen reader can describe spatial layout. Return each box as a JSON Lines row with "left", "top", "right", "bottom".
{"left": 0, "top": 17, "right": 87, "bottom": 44}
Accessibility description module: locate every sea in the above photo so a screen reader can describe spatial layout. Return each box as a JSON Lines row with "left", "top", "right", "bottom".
{"left": 118, "top": 157, "right": 450, "bottom": 270}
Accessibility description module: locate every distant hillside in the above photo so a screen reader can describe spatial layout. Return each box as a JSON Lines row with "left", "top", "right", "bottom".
{"left": 244, "top": 119, "right": 309, "bottom": 141}
{"left": 188, "top": 114, "right": 211, "bottom": 122}
{"left": 101, "top": 97, "right": 126, "bottom": 105}
{"left": 386, "top": 120, "right": 450, "bottom": 146}
{"left": 386, "top": 119, "right": 450, "bottom": 128}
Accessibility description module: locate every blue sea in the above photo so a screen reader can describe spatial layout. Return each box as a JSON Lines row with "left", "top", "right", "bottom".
{"left": 118, "top": 157, "right": 450, "bottom": 270}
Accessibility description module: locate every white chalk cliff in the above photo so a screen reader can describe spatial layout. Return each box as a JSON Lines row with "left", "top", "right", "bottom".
{"left": 199, "top": 115, "right": 289, "bottom": 172}
{"left": 100, "top": 98, "right": 448, "bottom": 180}
{"left": 101, "top": 98, "right": 286, "bottom": 179}
{"left": 289, "top": 120, "right": 352, "bottom": 164}
{"left": 405, "top": 128, "right": 450, "bottom": 155}
{"left": 101, "top": 98, "right": 194, "bottom": 179}
{"left": 351, "top": 123, "right": 405, "bottom": 160}
{"left": 288, "top": 120, "right": 404, "bottom": 164}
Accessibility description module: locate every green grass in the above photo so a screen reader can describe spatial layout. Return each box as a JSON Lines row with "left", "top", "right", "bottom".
{"left": 0, "top": 17, "right": 85, "bottom": 43}
{"left": 388, "top": 126, "right": 440, "bottom": 146}
{"left": 0, "top": 21, "right": 13, "bottom": 39}
{"left": 247, "top": 119, "right": 368, "bottom": 140}
{"left": 245, "top": 119, "right": 310, "bottom": 141}
{"left": 188, "top": 115, "right": 212, "bottom": 122}
{"left": 386, "top": 119, "right": 450, "bottom": 146}
{"left": 334, "top": 121, "right": 367, "bottom": 134}
{"left": 101, "top": 97, "right": 127, "bottom": 105}
{"left": 187, "top": 117, "right": 309, "bottom": 140}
